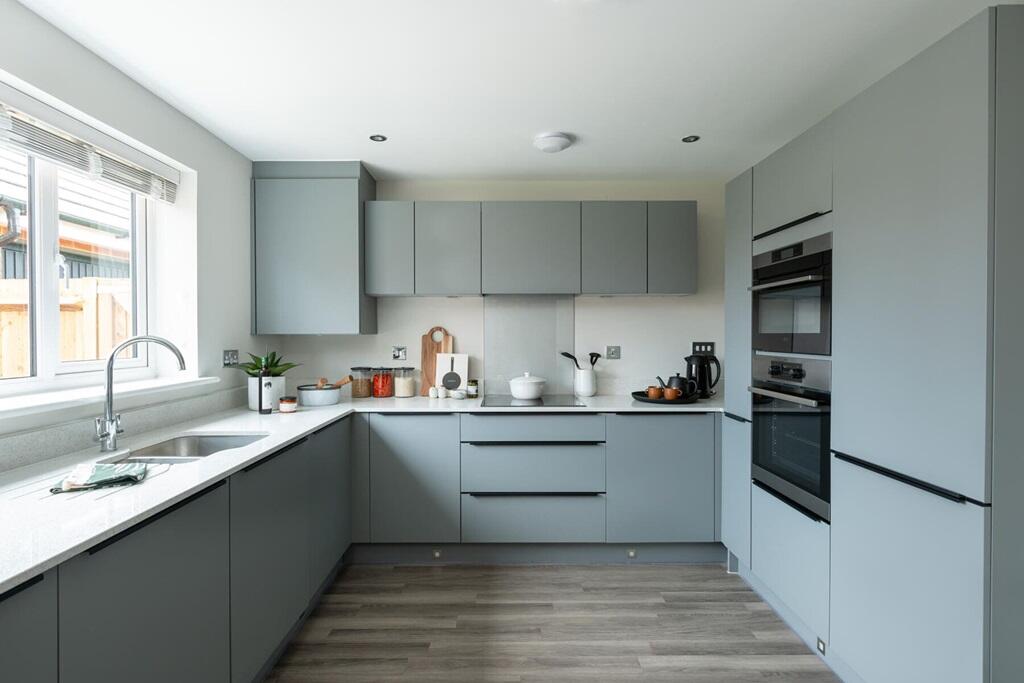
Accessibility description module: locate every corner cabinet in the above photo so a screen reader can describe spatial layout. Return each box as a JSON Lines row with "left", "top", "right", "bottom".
{"left": 253, "top": 161, "right": 377, "bottom": 334}
{"left": 0, "top": 570, "right": 57, "bottom": 683}
{"left": 481, "top": 201, "right": 581, "bottom": 294}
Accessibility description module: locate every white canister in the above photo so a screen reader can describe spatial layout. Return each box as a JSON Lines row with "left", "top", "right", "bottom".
{"left": 248, "top": 375, "right": 285, "bottom": 411}
{"left": 574, "top": 368, "right": 597, "bottom": 398}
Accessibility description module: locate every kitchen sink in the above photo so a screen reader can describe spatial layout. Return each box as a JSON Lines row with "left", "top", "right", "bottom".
{"left": 104, "top": 434, "right": 267, "bottom": 465}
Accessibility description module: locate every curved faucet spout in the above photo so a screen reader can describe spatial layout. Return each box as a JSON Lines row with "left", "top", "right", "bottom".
{"left": 98, "top": 335, "right": 187, "bottom": 452}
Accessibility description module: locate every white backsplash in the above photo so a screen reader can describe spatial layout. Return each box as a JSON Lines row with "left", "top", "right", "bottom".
{"left": 483, "top": 295, "right": 575, "bottom": 395}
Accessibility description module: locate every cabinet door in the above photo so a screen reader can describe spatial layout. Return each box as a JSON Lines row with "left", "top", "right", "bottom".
{"left": 752, "top": 116, "right": 833, "bottom": 236}
{"left": 0, "top": 570, "right": 57, "bottom": 683}
{"left": 831, "top": 12, "right": 991, "bottom": 500}
{"left": 60, "top": 483, "right": 229, "bottom": 683}
{"left": 350, "top": 412, "right": 371, "bottom": 543}
{"left": 231, "top": 441, "right": 310, "bottom": 683}
{"left": 365, "top": 201, "right": 414, "bottom": 295}
{"left": 370, "top": 414, "right": 461, "bottom": 542}
{"left": 830, "top": 456, "right": 986, "bottom": 683}
{"left": 307, "top": 417, "right": 352, "bottom": 596}
{"left": 481, "top": 201, "right": 581, "bottom": 294}
{"left": 723, "top": 171, "right": 752, "bottom": 419}
{"left": 415, "top": 201, "right": 481, "bottom": 295}
{"left": 647, "top": 201, "right": 698, "bottom": 294}
{"left": 581, "top": 201, "right": 647, "bottom": 294}
{"left": 720, "top": 415, "right": 751, "bottom": 566}
{"left": 254, "top": 177, "right": 366, "bottom": 334}
{"left": 606, "top": 414, "right": 715, "bottom": 542}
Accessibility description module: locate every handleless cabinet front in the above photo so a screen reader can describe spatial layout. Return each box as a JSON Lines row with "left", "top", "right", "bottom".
{"left": 307, "top": 417, "right": 352, "bottom": 596}
{"left": 581, "top": 201, "right": 647, "bottom": 294}
{"left": 415, "top": 201, "right": 482, "bottom": 294}
{"left": 365, "top": 201, "right": 415, "bottom": 296}
{"left": 59, "top": 484, "right": 230, "bottom": 683}
{"left": 482, "top": 201, "right": 581, "bottom": 294}
{"left": 720, "top": 415, "right": 752, "bottom": 566}
{"left": 647, "top": 201, "right": 698, "bottom": 294}
{"left": 0, "top": 570, "right": 57, "bottom": 683}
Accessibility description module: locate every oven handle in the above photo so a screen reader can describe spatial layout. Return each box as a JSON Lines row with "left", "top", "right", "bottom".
{"left": 748, "top": 274, "right": 823, "bottom": 292}
{"left": 747, "top": 385, "right": 821, "bottom": 408}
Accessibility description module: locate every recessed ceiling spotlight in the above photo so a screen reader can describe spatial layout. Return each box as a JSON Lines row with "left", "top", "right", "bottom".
{"left": 681, "top": 135, "right": 701, "bottom": 143}
{"left": 369, "top": 134, "right": 387, "bottom": 142}
{"left": 533, "top": 132, "right": 573, "bottom": 153}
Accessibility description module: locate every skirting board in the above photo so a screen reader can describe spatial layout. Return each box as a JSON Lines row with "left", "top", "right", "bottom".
{"left": 348, "top": 542, "right": 726, "bottom": 565}
{"left": 739, "top": 561, "right": 865, "bottom": 683}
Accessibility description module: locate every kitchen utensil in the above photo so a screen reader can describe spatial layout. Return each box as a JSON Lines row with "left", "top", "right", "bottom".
{"left": 657, "top": 373, "right": 697, "bottom": 393}
{"left": 663, "top": 387, "right": 683, "bottom": 400}
{"left": 589, "top": 352, "right": 601, "bottom": 368}
{"left": 442, "top": 357, "right": 460, "bottom": 389}
{"left": 434, "top": 353, "right": 468, "bottom": 391}
{"left": 297, "top": 383, "right": 343, "bottom": 406}
{"left": 420, "top": 326, "right": 454, "bottom": 396}
{"left": 574, "top": 368, "right": 596, "bottom": 398}
{"left": 509, "top": 372, "right": 546, "bottom": 400}
{"left": 647, "top": 386, "right": 664, "bottom": 399}
{"left": 560, "top": 351, "right": 581, "bottom": 369}
{"left": 685, "top": 353, "right": 722, "bottom": 398}
{"left": 631, "top": 390, "right": 700, "bottom": 405}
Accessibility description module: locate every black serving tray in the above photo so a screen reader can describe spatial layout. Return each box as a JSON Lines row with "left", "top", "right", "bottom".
{"left": 630, "top": 390, "right": 701, "bottom": 405}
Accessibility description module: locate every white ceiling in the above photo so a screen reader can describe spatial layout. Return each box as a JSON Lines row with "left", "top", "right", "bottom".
{"left": 19, "top": 0, "right": 994, "bottom": 180}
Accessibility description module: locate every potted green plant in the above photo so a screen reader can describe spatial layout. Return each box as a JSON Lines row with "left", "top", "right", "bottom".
{"left": 237, "top": 351, "right": 300, "bottom": 411}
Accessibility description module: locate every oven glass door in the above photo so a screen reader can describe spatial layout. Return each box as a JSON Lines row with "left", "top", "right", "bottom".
{"left": 752, "top": 278, "right": 831, "bottom": 355}
{"left": 751, "top": 389, "right": 831, "bottom": 520}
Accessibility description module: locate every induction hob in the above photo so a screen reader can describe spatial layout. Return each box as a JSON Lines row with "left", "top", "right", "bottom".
{"left": 480, "top": 394, "right": 586, "bottom": 408}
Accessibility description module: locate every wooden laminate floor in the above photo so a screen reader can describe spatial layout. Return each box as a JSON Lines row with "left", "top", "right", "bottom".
{"left": 268, "top": 564, "right": 838, "bottom": 682}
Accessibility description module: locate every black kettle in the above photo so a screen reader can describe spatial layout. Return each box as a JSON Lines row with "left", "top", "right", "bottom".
{"left": 685, "top": 353, "right": 721, "bottom": 399}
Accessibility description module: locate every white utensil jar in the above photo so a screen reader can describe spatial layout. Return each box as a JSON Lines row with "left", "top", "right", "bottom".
{"left": 574, "top": 368, "right": 596, "bottom": 397}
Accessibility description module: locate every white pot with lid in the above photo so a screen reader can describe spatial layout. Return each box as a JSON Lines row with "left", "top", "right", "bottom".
{"left": 508, "top": 372, "right": 546, "bottom": 400}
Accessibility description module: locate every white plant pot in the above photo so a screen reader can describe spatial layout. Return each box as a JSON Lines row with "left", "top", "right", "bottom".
{"left": 574, "top": 368, "right": 597, "bottom": 398}
{"left": 248, "top": 376, "right": 286, "bottom": 411}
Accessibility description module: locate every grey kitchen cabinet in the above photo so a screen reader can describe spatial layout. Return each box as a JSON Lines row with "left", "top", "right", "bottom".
{"left": 370, "top": 414, "right": 461, "bottom": 543}
{"left": 461, "top": 494, "right": 606, "bottom": 543}
{"left": 581, "top": 201, "right": 647, "bottom": 294}
{"left": 723, "top": 170, "right": 752, "bottom": 419}
{"left": 365, "top": 201, "right": 414, "bottom": 295}
{"left": 230, "top": 439, "right": 311, "bottom": 683}
{"left": 461, "top": 443, "right": 606, "bottom": 493}
{"left": 0, "top": 570, "right": 57, "bottom": 683}
{"left": 461, "top": 413, "right": 606, "bottom": 443}
{"left": 749, "top": 483, "right": 829, "bottom": 642}
{"left": 647, "top": 201, "right": 698, "bottom": 294}
{"left": 720, "top": 415, "right": 751, "bottom": 567}
{"left": 350, "top": 412, "right": 371, "bottom": 543}
{"left": 307, "top": 417, "right": 352, "bottom": 595}
{"left": 830, "top": 10, "right": 991, "bottom": 501}
{"left": 60, "top": 483, "right": 230, "bottom": 683}
{"left": 830, "top": 455, "right": 987, "bottom": 683}
{"left": 606, "top": 414, "right": 716, "bottom": 542}
{"left": 253, "top": 161, "right": 376, "bottom": 334}
{"left": 481, "top": 201, "right": 581, "bottom": 294}
{"left": 415, "top": 201, "right": 482, "bottom": 295}
{"left": 752, "top": 116, "right": 833, "bottom": 237}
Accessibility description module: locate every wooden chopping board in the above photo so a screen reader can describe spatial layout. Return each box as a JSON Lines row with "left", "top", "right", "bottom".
{"left": 420, "top": 326, "right": 454, "bottom": 395}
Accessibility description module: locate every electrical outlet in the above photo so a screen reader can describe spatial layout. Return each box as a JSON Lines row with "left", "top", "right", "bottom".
{"left": 691, "top": 342, "right": 715, "bottom": 356}
{"left": 627, "top": 548, "right": 637, "bottom": 559}
{"left": 392, "top": 345, "right": 407, "bottom": 361}
{"left": 222, "top": 349, "right": 239, "bottom": 367}
{"left": 816, "top": 638, "right": 826, "bottom": 655}
{"left": 606, "top": 345, "right": 621, "bottom": 360}
{"left": 432, "top": 549, "right": 442, "bottom": 560}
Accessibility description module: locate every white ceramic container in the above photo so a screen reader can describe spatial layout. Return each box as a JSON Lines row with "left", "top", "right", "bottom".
{"left": 574, "top": 368, "right": 597, "bottom": 397}
{"left": 508, "top": 372, "right": 546, "bottom": 400}
{"left": 247, "top": 376, "right": 285, "bottom": 411}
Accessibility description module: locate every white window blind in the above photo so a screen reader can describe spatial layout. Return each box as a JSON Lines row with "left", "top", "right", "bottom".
{"left": 0, "top": 102, "right": 177, "bottom": 203}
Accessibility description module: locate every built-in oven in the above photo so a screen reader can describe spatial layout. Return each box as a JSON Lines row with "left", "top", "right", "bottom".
{"left": 751, "top": 233, "right": 832, "bottom": 356}
{"left": 749, "top": 355, "right": 831, "bottom": 522}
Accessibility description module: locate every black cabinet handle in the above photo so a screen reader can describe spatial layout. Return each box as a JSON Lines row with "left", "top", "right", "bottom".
{"left": 832, "top": 451, "right": 985, "bottom": 506}
{"left": 752, "top": 210, "right": 831, "bottom": 241}
{"left": 468, "top": 492, "right": 604, "bottom": 497}
{"left": 242, "top": 437, "right": 309, "bottom": 473}
{"left": 752, "top": 480, "right": 826, "bottom": 523}
{"left": 463, "top": 441, "right": 604, "bottom": 446}
{"left": 724, "top": 412, "right": 751, "bottom": 424}
{"left": 0, "top": 573, "right": 44, "bottom": 603}
{"left": 88, "top": 480, "right": 226, "bottom": 556}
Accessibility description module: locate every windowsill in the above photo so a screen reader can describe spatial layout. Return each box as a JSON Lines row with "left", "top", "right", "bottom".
{"left": 0, "top": 376, "right": 221, "bottom": 423}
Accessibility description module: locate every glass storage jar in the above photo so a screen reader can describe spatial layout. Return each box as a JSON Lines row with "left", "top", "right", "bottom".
{"left": 350, "top": 367, "right": 372, "bottom": 398}
{"left": 394, "top": 367, "right": 416, "bottom": 397}
{"left": 372, "top": 367, "right": 394, "bottom": 398}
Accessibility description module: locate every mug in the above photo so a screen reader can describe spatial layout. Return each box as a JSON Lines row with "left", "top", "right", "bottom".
{"left": 663, "top": 387, "right": 682, "bottom": 400}
{"left": 647, "top": 386, "right": 664, "bottom": 399}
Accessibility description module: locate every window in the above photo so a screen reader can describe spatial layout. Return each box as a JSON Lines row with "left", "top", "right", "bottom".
{"left": 0, "top": 146, "right": 148, "bottom": 390}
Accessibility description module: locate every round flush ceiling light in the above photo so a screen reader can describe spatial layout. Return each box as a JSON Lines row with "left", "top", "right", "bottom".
{"left": 533, "top": 132, "right": 573, "bottom": 153}
{"left": 369, "top": 134, "right": 387, "bottom": 142}
{"left": 681, "top": 135, "right": 701, "bottom": 143}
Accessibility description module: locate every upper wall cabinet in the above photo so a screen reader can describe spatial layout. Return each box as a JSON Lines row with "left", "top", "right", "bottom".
{"left": 365, "top": 201, "right": 414, "bottom": 296}
{"left": 752, "top": 117, "right": 833, "bottom": 237}
{"left": 581, "top": 201, "right": 647, "bottom": 294}
{"left": 415, "top": 201, "right": 482, "bottom": 295}
{"left": 482, "top": 201, "right": 582, "bottom": 294}
{"left": 647, "top": 201, "right": 698, "bottom": 294}
{"left": 253, "top": 161, "right": 377, "bottom": 334}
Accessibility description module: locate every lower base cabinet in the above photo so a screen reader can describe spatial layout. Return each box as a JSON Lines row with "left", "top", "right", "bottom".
{"left": 461, "top": 493, "right": 606, "bottom": 542}
{"left": 0, "top": 570, "right": 57, "bottom": 683}
{"left": 307, "top": 417, "right": 352, "bottom": 595}
{"left": 720, "top": 415, "right": 752, "bottom": 566}
{"left": 59, "top": 483, "right": 230, "bottom": 683}
{"left": 606, "top": 414, "right": 716, "bottom": 542}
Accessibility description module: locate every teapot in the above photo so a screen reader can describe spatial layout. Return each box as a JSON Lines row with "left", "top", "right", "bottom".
{"left": 656, "top": 373, "right": 698, "bottom": 395}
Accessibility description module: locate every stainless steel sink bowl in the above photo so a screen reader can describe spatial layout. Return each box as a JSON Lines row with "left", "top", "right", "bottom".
{"left": 106, "top": 434, "right": 267, "bottom": 465}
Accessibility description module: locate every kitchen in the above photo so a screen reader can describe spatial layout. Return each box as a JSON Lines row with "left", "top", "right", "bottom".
{"left": 0, "top": 1, "right": 1020, "bottom": 682}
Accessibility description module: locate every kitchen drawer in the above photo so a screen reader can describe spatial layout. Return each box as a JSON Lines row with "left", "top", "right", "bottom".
{"left": 461, "top": 443, "right": 605, "bottom": 493}
{"left": 461, "top": 494, "right": 606, "bottom": 542}
{"left": 461, "top": 414, "right": 605, "bottom": 443}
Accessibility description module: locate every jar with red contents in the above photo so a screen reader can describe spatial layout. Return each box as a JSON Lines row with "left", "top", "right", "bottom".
{"left": 371, "top": 367, "right": 394, "bottom": 398}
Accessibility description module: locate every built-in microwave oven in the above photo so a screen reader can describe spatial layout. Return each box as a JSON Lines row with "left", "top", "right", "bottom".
{"left": 751, "top": 233, "right": 832, "bottom": 356}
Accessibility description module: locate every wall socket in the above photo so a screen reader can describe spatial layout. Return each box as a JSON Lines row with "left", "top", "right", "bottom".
{"left": 606, "top": 345, "right": 621, "bottom": 360}
{"left": 222, "top": 349, "right": 239, "bottom": 367}
{"left": 691, "top": 342, "right": 716, "bottom": 356}
{"left": 392, "top": 345, "right": 407, "bottom": 361}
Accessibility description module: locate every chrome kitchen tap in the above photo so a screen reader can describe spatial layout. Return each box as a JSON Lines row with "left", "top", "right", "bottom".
{"left": 95, "top": 335, "right": 186, "bottom": 452}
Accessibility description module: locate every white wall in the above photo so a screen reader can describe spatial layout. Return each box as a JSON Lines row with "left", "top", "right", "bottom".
{"left": 282, "top": 179, "right": 726, "bottom": 396}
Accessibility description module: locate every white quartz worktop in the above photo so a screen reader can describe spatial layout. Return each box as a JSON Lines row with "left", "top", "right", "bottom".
{"left": 0, "top": 392, "right": 722, "bottom": 593}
